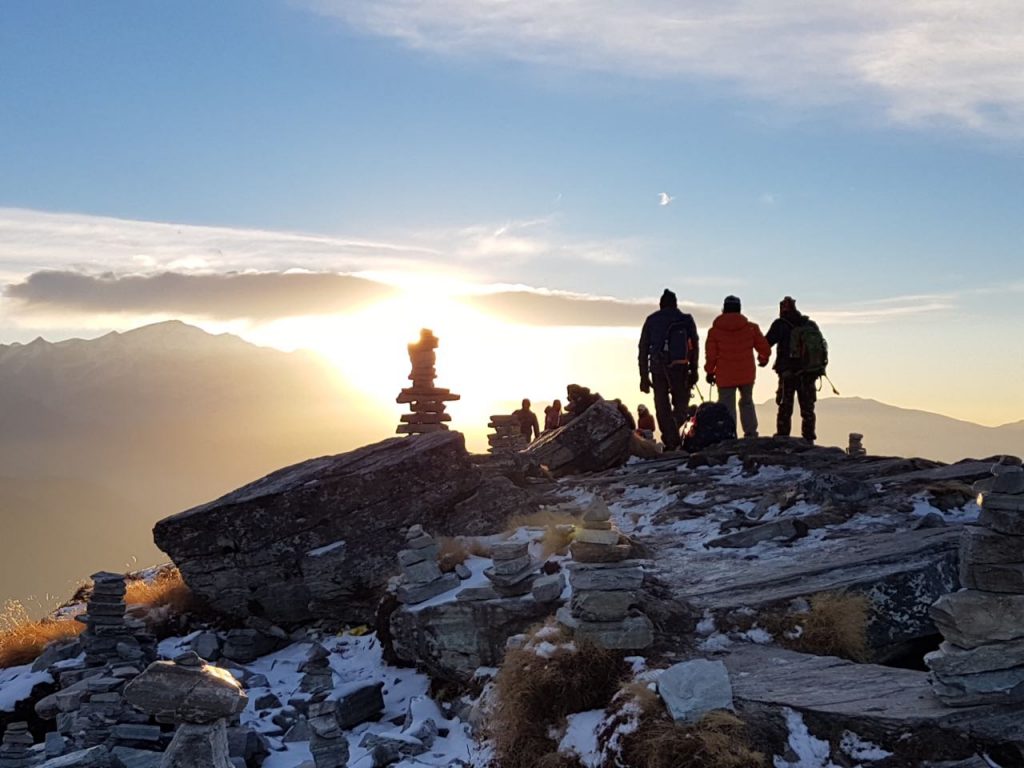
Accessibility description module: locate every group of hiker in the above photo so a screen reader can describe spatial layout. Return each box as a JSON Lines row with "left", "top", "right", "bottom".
{"left": 505, "top": 288, "right": 828, "bottom": 452}
{"left": 639, "top": 289, "right": 827, "bottom": 451}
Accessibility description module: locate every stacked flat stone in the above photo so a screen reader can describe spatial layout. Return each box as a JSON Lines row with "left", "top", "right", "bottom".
{"left": 396, "top": 525, "right": 459, "bottom": 605}
{"left": 926, "top": 461, "right": 1024, "bottom": 706}
{"left": 487, "top": 415, "right": 529, "bottom": 454}
{"left": 79, "top": 572, "right": 141, "bottom": 668}
{"left": 483, "top": 540, "right": 538, "bottom": 597}
{"left": 396, "top": 328, "right": 460, "bottom": 435}
{"left": 557, "top": 498, "right": 653, "bottom": 650}
{"left": 0, "top": 722, "right": 33, "bottom": 768}
{"left": 308, "top": 691, "right": 349, "bottom": 768}
{"left": 298, "top": 644, "right": 335, "bottom": 694}
{"left": 847, "top": 433, "right": 866, "bottom": 457}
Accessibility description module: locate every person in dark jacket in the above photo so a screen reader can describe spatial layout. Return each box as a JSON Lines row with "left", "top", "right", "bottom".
{"left": 765, "top": 296, "right": 819, "bottom": 442}
{"left": 511, "top": 398, "right": 541, "bottom": 441}
{"left": 705, "top": 295, "right": 770, "bottom": 438}
{"left": 543, "top": 399, "right": 563, "bottom": 431}
{"left": 638, "top": 289, "right": 699, "bottom": 450}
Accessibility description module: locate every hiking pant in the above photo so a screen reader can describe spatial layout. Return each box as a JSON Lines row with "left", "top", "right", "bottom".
{"left": 776, "top": 373, "right": 817, "bottom": 440}
{"left": 651, "top": 359, "right": 690, "bottom": 450}
{"left": 718, "top": 383, "right": 758, "bottom": 438}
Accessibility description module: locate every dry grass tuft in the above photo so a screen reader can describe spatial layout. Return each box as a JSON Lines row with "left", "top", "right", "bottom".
{"left": 534, "top": 753, "right": 585, "bottom": 768}
{"left": 0, "top": 600, "right": 84, "bottom": 669}
{"left": 784, "top": 592, "right": 870, "bottom": 662}
{"left": 437, "top": 537, "right": 489, "bottom": 573}
{"left": 489, "top": 626, "right": 627, "bottom": 768}
{"left": 623, "top": 711, "right": 767, "bottom": 768}
{"left": 124, "top": 568, "right": 194, "bottom": 615}
{"left": 506, "top": 509, "right": 580, "bottom": 559}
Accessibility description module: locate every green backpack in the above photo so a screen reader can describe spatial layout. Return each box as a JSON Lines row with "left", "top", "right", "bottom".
{"left": 789, "top": 321, "right": 828, "bottom": 376}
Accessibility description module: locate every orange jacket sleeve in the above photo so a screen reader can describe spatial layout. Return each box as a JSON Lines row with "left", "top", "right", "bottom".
{"left": 704, "top": 328, "right": 718, "bottom": 374}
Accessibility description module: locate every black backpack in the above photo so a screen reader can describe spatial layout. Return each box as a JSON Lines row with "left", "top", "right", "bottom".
{"left": 652, "top": 314, "right": 694, "bottom": 365}
{"left": 682, "top": 402, "right": 736, "bottom": 451}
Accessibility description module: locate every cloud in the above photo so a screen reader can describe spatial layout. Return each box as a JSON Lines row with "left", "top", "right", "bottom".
{"left": 4, "top": 271, "right": 398, "bottom": 321}
{"left": 811, "top": 293, "right": 955, "bottom": 324}
{"left": 303, "top": 0, "right": 1024, "bottom": 135}
{"left": 658, "top": 193, "right": 674, "bottom": 207}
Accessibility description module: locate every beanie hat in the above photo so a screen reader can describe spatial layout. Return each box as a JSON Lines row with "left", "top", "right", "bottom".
{"left": 660, "top": 289, "right": 677, "bottom": 309}
{"left": 723, "top": 295, "right": 741, "bottom": 313}
{"left": 780, "top": 296, "right": 797, "bottom": 314}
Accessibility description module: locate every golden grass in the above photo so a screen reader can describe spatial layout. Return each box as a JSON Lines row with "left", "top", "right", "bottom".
{"left": 489, "top": 624, "right": 627, "bottom": 768}
{"left": 0, "top": 600, "right": 84, "bottom": 669}
{"left": 124, "top": 568, "right": 194, "bottom": 615}
{"left": 623, "top": 711, "right": 767, "bottom": 768}
{"left": 437, "top": 537, "right": 489, "bottom": 573}
{"left": 782, "top": 592, "right": 870, "bottom": 662}
{"left": 505, "top": 509, "right": 580, "bottom": 559}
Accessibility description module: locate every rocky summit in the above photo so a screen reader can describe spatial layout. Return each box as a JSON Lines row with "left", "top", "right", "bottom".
{"left": 5, "top": 427, "right": 1024, "bottom": 768}
{"left": 153, "top": 431, "right": 530, "bottom": 623}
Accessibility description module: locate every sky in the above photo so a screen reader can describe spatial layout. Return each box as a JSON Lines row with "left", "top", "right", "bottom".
{"left": 1, "top": 0, "right": 1022, "bottom": 432}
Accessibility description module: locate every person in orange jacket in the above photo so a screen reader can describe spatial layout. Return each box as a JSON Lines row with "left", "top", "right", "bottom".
{"left": 704, "top": 295, "right": 770, "bottom": 437}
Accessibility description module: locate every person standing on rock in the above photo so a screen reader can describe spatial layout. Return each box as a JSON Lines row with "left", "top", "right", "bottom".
{"left": 543, "top": 399, "right": 563, "bottom": 431}
{"left": 704, "top": 295, "right": 770, "bottom": 438}
{"left": 766, "top": 296, "right": 827, "bottom": 443}
{"left": 638, "top": 289, "right": 699, "bottom": 450}
{"left": 512, "top": 398, "right": 541, "bottom": 442}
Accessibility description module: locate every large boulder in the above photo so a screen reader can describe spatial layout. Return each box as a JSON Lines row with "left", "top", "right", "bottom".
{"left": 123, "top": 655, "right": 247, "bottom": 724}
{"left": 154, "top": 432, "right": 528, "bottom": 623}
{"left": 522, "top": 400, "right": 632, "bottom": 476}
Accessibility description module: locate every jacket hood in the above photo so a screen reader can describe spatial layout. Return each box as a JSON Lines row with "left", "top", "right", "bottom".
{"left": 712, "top": 312, "right": 752, "bottom": 332}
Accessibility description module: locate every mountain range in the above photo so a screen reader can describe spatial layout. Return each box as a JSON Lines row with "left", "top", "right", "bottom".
{"left": 0, "top": 321, "right": 1019, "bottom": 612}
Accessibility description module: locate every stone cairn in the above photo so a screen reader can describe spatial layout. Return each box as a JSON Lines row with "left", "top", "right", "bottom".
{"left": 484, "top": 541, "right": 539, "bottom": 597}
{"left": 847, "top": 432, "right": 866, "bottom": 457}
{"left": 487, "top": 415, "right": 529, "bottom": 454}
{"left": 307, "top": 691, "right": 349, "bottom": 768}
{"left": 557, "top": 498, "right": 653, "bottom": 650}
{"left": 79, "top": 571, "right": 145, "bottom": 668}
{"left": 0, "top": 723, "right": 33, "bottom": 768}
{"left": 396, "top": 328, "right": 460, "bottom": 435}
{"left": 926, "top": 460, "right": 1024, "bottom": 706}
{"left": 123, "top": 651, "right": 248, "bottom": 768}
{"left": 396, "top": 525, "right": 459, "bottom": 605}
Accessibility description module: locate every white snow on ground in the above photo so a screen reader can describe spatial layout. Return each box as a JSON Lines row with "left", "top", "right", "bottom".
{"left": 407, "top": 555, "right": 490, "bottom": 612}
{"left": 910, "top": 493, "right": 980, "bottom": 523}
{"left": 774, "top": 708, "right": 840, "bottom": 768}
{"left": 558, "top": 709, "right": 605, "bottom": 767}
{"left": 0, "top": 662, "right": 52, "bottom": 712}
{"left": 609, "top": 485, "right": 678, "bottom": 534}
{"left": 840, "top": 730, "right": 892, "bottom": 761}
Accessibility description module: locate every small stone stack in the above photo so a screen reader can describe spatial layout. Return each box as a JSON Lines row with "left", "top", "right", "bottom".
{"left": 79, "top": 572, "right": 141, "bottom": 668}
{"left": 396, "top": 525, "right": 459, "bottom": 605}
{"left": 308, "top": 692, "right": 349, "bottom": 768}
{"left": 557, "top": 499, "right": 653, "bottom": 650}
{"left": 298, "top": 643, "right": 335, "bottom": 694}
{"left": 487, "top": 415, "right": 529, "bottom": 454}
{"left": 926, "top": 461, "right": 1024, "bottom": 706}
{"left": 0, "top": 722, "right": 33, "bottom": 768}
{"left": 396, "top": 328, "right": 460, "bottom": 435}
{"left": 483, "top": 541, "right": 538, "bottom": 597}
{"left": 847, "top": 433, "right": 866, "bottom": 457}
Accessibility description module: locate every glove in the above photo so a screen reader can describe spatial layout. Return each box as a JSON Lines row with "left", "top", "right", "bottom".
{"left": 757, "top": 358, "right": 769, "bottom": 368}
{"left": 640, "top": 375, "right": 651, "bottom": 394}
{"left": 705, "top": 372, "right": 716, "bottom": 385}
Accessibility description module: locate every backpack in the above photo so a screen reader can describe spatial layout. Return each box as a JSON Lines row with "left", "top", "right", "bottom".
{"left": 789, "top": 321, "right": 828, "bottom": 376}
{"left": 651, "top": 315, "right": 693, "bottom": 365}
{"left": 682, "top": 401, "right": 736, "bottom": 451}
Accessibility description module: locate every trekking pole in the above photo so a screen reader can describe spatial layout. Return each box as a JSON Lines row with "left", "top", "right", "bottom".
{"left": 694, "top": 384, "right": 705, "bottom": 403}
{"left": 822, "top": 374, "right": 840, "bottom": 396}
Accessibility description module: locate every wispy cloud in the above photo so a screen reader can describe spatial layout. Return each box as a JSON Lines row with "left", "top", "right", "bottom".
{"left": 812, "top": 293, "right": 955, "bottom": 324}
{"left": 303, "top": 0, "right": 1024, "bottom": 135}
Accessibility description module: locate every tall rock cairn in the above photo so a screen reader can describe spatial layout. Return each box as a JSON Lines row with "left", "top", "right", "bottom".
{"left": 847, "top": 433, "right": 866, "bottom": 457}
{"left": 79, "top": 572, "right": 143, "bottom": 668}
{"left": 556, "top": 498, "right": 653, "bottom": 650}
{"left": 926, "top": 460, "right": 1024, "bottom": 706}
{"left": 487, "top": 415, "right": 529, "bottom": 454}
{"left": 396, "top": 328, "right": 460, "bottom": 435}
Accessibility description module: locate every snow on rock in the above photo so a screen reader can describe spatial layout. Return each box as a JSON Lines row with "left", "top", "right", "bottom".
{"left": 0, "top": 662, "right": 53, "bottom": 712}
{"left": 840, "top": 730, "right": 892, "bottom": 762}
{"left": 774, "top": 708, "right": 840, "bottom": 768}
{"left": 558, "top": 709, "right": 605, "bottom": 767}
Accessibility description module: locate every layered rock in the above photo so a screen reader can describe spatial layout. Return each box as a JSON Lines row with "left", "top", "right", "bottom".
{"left": 487, "top": 415, "right": 530, "bottom": 454}
{"left": 395, "top": 526, "right": 459, "bottom": 606}
{"left": 522, "top": 399, "right": 632, "bottom": 476}
{"left": 557, "top": 498, "right": 653, "bottom": 650}
{"left": 926, "top": 463, "right": 1024, "bottom": 706}
{"left": 154, "top": 431, "right": 523, "bottom": 623}
{"left": 396, "top": 328, "right": 459, "bottom": 435}
{"left": 847, "top": 432, "right": 866, "bottom": 457}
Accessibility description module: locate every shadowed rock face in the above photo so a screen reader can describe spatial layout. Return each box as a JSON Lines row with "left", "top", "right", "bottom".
{"left": 523, "top": 400, "right": 632, "bottom": 476}
{"left": 154, "top": 432, "right": 528, "bottom": 624}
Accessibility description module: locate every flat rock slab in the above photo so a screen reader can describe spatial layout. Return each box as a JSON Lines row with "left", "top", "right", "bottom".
{"left": 664, "top": 527, "right": 960, "bottom": 658}
{"left": 724, "top": 645, "right": 1024, "bottom": 762}
{"left": 522, "top": 400, "right": 632, "bottom": 476}
{"left": 155, "top": 432, "right": 530, "bottom": 623}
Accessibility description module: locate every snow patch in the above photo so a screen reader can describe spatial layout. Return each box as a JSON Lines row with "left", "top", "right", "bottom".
{"left": 0, "top": 663, "right": 52, "bottom": 712}
{"left": 558, "top": 709, "right": 605, "bottom": 767}
{"left": 774, "top": 708, "right": 839, "bottom": 768}
{"left": 840, "top": 730, "right": 892, "bottom": 761}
